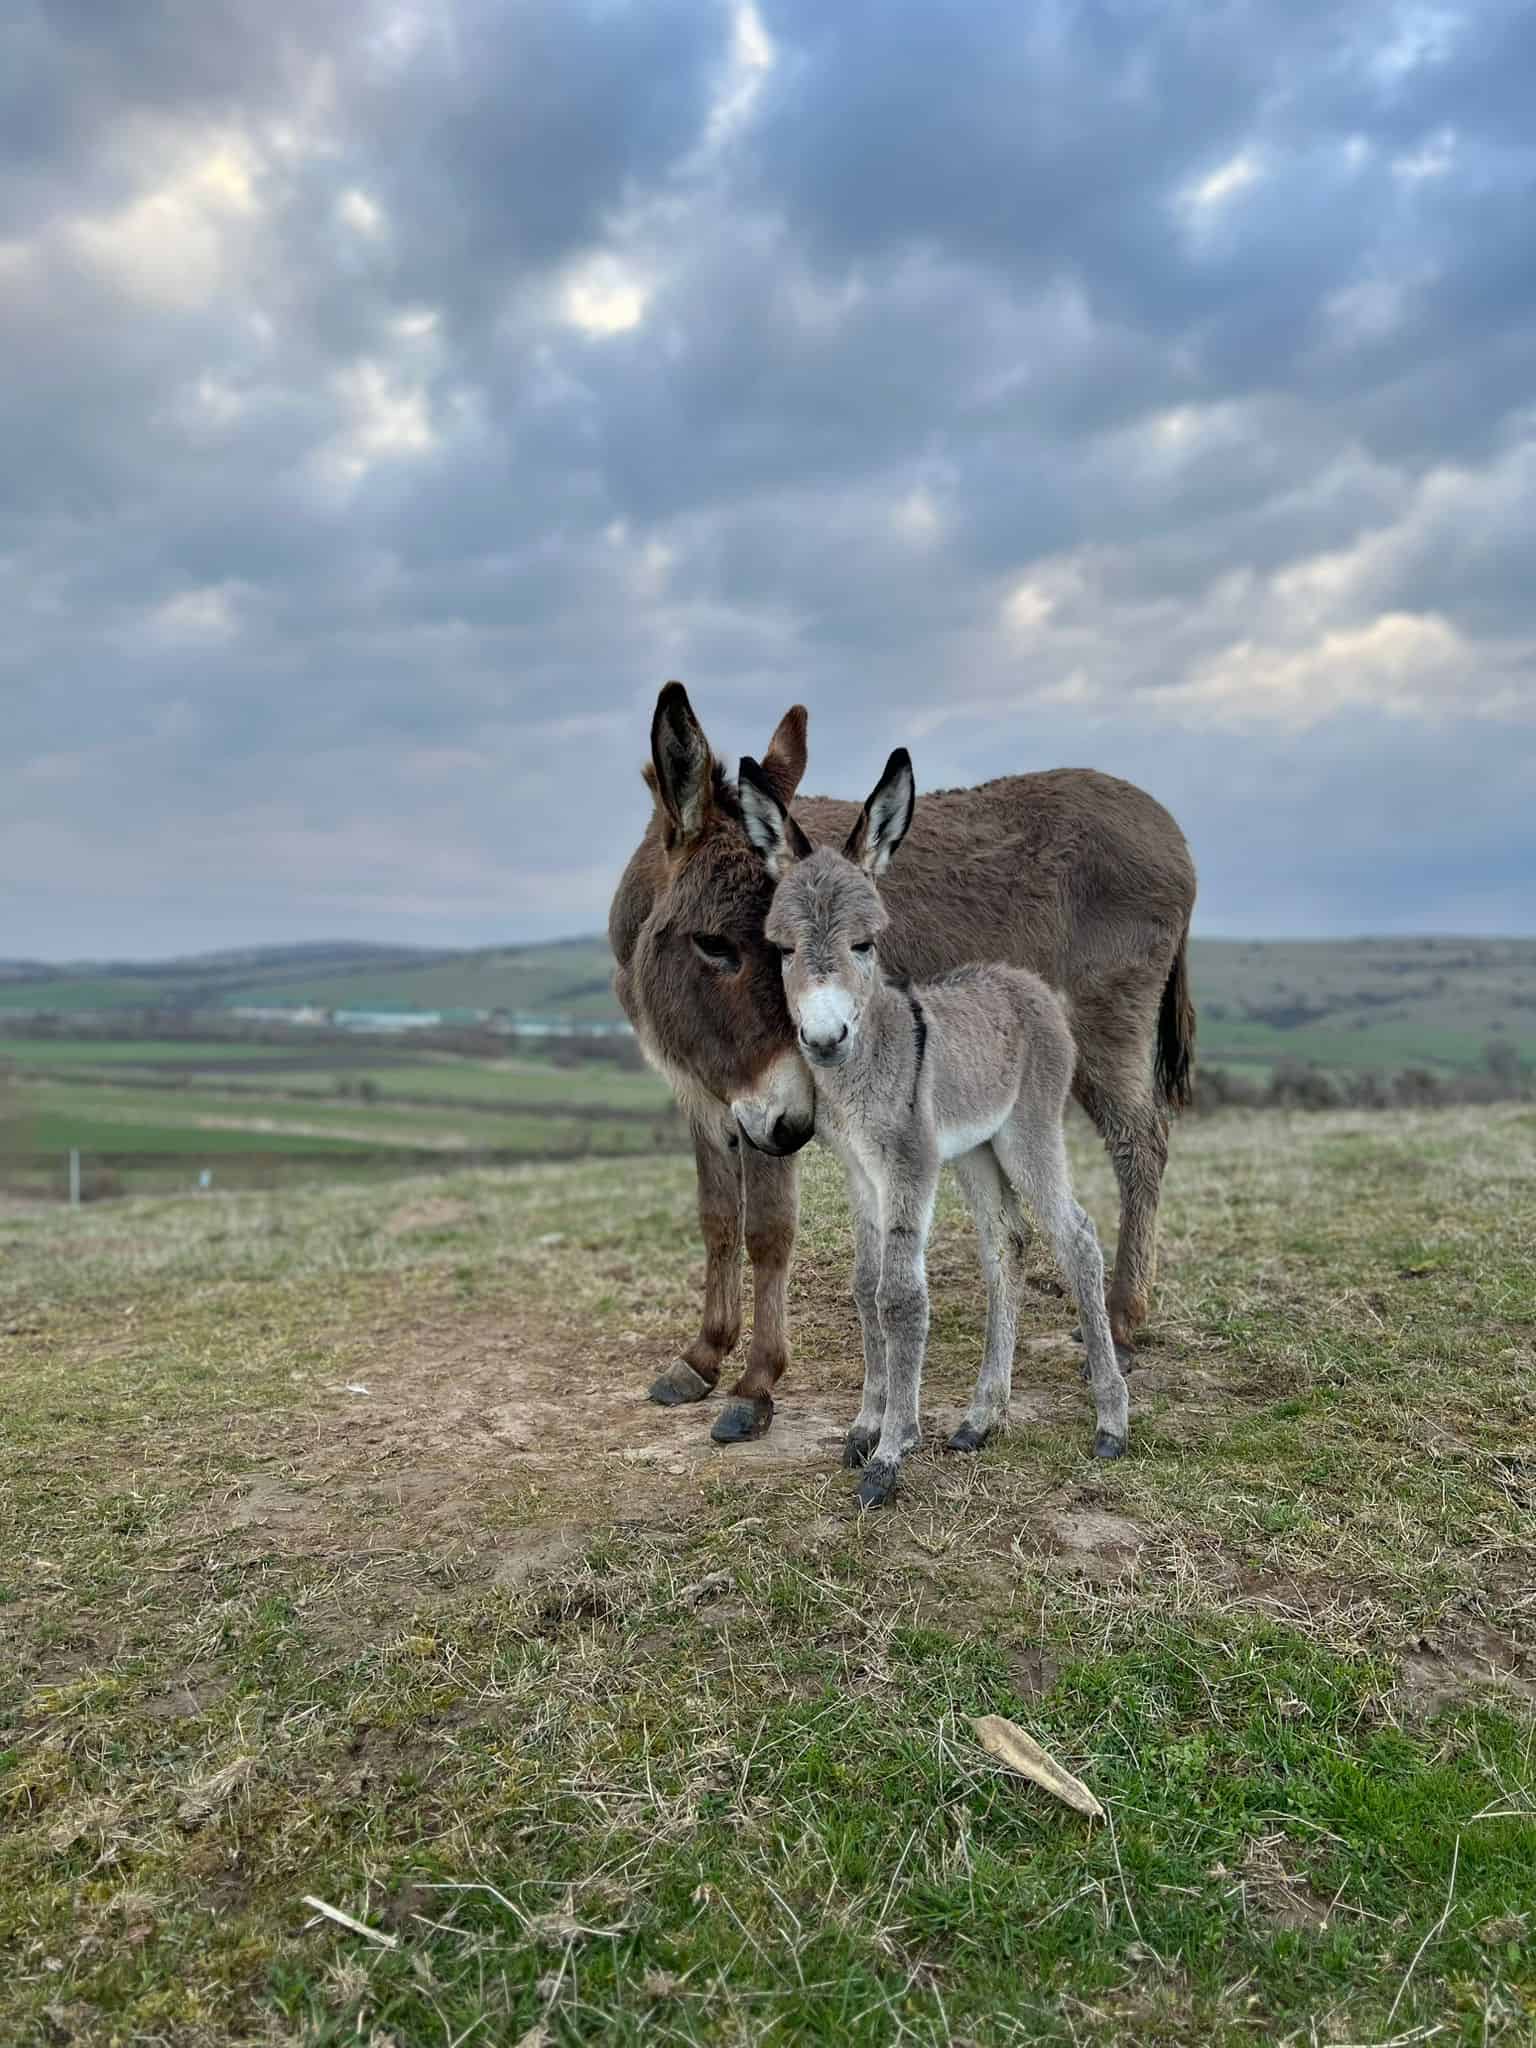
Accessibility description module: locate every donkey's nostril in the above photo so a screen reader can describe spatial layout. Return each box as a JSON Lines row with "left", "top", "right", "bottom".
{"left": 799, "top": 1020, "right": 849, "bottom": 1056}
{"left": 766, "top": 1112, "right": 813, "bottom": 1154}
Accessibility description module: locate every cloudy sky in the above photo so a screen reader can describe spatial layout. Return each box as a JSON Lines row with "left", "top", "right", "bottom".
{"left": 4, "top": 0, "right": 1534, "bottom": 959}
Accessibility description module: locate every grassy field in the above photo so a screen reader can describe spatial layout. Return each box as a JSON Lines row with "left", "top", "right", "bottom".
{"left": 0, "top": 975, "right": 174, "bottom": 1014}
{"left": 0, "top": 938, "right": 620, "bottom": 1023}
{"left": 0, "top": 1047, "right": 681, "bottom": 1196}
{"left": 2, "top": 1105, "right": 1533, "bottom": 2044}
{"left": 0, "top": 1039, "right": 677, "bottom": 1110}
{"left": 0, "top": 1040, "right": 362, "bottom": 1067}
{"left": 1190, "top": 938, "right": 1536, "bottom": 1077}
{"left": 239, "top": 942, "right": 619, "bottom": 1019}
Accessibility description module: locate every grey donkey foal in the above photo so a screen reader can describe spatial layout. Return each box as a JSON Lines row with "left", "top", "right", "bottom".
{"left": 733, "top": 747, "right": 1130, "bottom": 1510}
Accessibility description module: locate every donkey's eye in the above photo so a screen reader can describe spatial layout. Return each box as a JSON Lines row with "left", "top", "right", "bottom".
{"left": 852, "top": 941, "right": 876, "bottom": 958}
{"left": 772, "top": 943, "right": 795, "bottom": 962}
{"left": 691, "top": 933, "right": 741, "bottom": 970}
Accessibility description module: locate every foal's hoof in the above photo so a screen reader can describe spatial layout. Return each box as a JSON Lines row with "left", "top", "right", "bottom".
{"left": 1092, "top": 1429, "right": 1128, "bottom": 1461}
{"left": 842, "top": 1427, "right": 878, "bottom": 1469}
{"left": 855, "top": 1459, "right": 900, "bottom": 1510}
{"left": 711, "top": 1396, "right": 773, "bottom": 1445}
{"left": 944, "top": 1422, "right": 992, "bottom": 1455}
{"left": 648, "top": 1358, "right": 715, "bottom": 1406}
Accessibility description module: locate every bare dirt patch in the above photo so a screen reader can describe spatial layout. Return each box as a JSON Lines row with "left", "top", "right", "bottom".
{"left": 176, "top": 1308, "right": 855, "bottom": 1556}
{"left": 1398, "top": 1622, "right": 1536, "bottom": 1713}
{"left": 1237, "top": 1832, "right": 1336, "bottom": 1932}
{"left": 170, "top": 1300, "right": 1102, "bottom": 1572}
{"left": 1238, "top": 1569, "right": 1395, "bottom": 1639}
{"left": 1038, "top": 1507, "right": 1149, "bottom": 1562}
{"left": 1007, "top": 1646, "right": 1062, "bottom": 1698}
{"left": 488, "top": 1525, "right": 589, "bottom": 1590}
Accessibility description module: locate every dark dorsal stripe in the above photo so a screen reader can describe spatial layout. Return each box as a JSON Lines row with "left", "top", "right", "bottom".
{"left": 907, "top": 988, "right": 927, "bottom": 1111}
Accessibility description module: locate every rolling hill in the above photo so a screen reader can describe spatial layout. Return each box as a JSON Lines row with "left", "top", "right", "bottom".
{"left": 0, "top": 938, "right": 618, "bottom": 1021}
{"left": 2, "top": 935, "right": 1534, "bottom": 1077}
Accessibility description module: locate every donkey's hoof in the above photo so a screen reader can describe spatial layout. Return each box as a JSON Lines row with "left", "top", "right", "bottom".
{"left": 648, "top": 1358, "right": 715, "bottom": 1406}
{"left": 944, "top": 1422, "right": 992, "bottom": 1455}
{"left": 1092, "top": 1429, "right": 1128, "bottom": 1461}
{"left": 711, "top": 1396, "right": 773, "bottom": 1445}
{"left": 842, "top": 1428, "right": 878, "bottom": 1469}
{"left": 855, "top": 1459, "right": 900, "bottom": 1510}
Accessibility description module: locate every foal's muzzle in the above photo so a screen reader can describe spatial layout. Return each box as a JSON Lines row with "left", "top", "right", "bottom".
{"left": 799, "top": 1022, "right": 849, "bottom": 1066}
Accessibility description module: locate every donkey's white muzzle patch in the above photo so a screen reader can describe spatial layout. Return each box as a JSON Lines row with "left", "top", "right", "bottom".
{"left": 795, "top": 982, "right": 854, "bottom": 1063}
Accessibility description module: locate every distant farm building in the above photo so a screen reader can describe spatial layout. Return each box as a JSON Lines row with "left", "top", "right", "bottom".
{"left": 225, "top": 1002, "right": 632, "bottom": 1038}
{"left": 227, "top": 1005, "right": 330, "bottom": 1026}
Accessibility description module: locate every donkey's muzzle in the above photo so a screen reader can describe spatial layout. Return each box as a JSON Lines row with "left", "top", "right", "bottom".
{"left": 736, "top": 1110, "right": 814, "bottom": 1157}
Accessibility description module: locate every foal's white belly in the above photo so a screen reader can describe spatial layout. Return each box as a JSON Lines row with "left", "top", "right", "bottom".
{"left": 937, "top": 1110, "right": 1009, "bottom": 1162}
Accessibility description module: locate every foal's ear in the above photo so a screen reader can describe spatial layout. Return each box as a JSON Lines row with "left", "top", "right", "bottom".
{"left": 757, "top": 703, "right": 809, "bottom": 805}
{"left": 844, "top": 748, "right": 916, "bottom": 877}
{"left": 738, "top": 754, "right": 813, "bottom": 879}
{"left": 649, "top": 681, "right": 716, "bottom": 848}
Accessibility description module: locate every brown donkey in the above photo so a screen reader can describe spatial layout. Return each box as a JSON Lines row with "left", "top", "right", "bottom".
{"left": 610, "top": 683, "right": 1196, "bottom": 1445}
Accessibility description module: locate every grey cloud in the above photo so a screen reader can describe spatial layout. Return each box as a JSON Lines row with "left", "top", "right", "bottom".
{"left": 2, "top": 0, "right": 1534, "bottom": 959}
{"left": 354, "top": 2, "right": 731, "bottom": 329}
{"left": 747, "top": 0, "right": 1536, "bottom": 450}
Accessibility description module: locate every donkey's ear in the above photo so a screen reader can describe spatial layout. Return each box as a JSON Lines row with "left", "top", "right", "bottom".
{"left": 649, "top": 681, "right": 715, "bottom": 847}
{"left": 738, "top": 755, "right": 813, "bottom": 879}
{"left": 843, "top": 747, "right": 915, "bottom": 877}
{"left": 757, "top": 704, "right": 808, "bottom": 806}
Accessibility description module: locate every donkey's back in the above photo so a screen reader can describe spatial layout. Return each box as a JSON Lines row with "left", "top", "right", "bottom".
{"left": 795, "top": 768, "right": 1194, "bottom": 991}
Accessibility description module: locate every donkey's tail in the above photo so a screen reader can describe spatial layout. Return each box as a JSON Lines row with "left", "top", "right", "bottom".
{"left": 1155, "top": 924, "right": 1196, "bottom": 1113}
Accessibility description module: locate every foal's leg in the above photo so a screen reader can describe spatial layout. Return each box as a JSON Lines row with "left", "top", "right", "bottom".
{"left": 712, "top": 1145, "right": 800, "bottom": 1444}
{"left": 649, "top": 1123, "right": 741, "bottom": 1405}
{"left": 993, "top": 1116, "right": 1129, "bottom": 1460}
{"left": 842, "top": 1165, "right": 888, "bottom": 1469}
{"left": 945, "top": 1145, "right": 1027, "bottom": 1455}
{"left": 857, "top": 1154, "right": 939, "bottom": 1510}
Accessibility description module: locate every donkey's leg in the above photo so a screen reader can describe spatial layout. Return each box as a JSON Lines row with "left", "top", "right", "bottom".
{"left": 857, "top": 1160, "right": 938, "bottom": 1510}
{"left": 1070, "top": 980, "right": 1173, "bottom": 1355}
{"left": 1075, "top": 1070, "right": 1168, "bottom": 1359}
{"left": 650, "top": 1124, "right": 741, "bottom": 1405}
{"left": 945, "top": 1146, "right": 1026, "bottom": 1455}
{"left": 712, "top": 1145, "right": 800, "bottom": 1444}
{"left": 843, "top": 1166, "right": 888, "bottom": 1469}
{"left": 995, "top": 1117, "right": 1129, "bottom": 1460}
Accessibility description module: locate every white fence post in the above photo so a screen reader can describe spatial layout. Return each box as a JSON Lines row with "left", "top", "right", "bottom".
{"left": 69, "top": 1148, "right": 81, "bottom": 1208}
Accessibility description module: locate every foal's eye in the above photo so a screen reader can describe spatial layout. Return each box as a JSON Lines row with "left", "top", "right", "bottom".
{"left": 852, "top": 941, "right": 875, "bottom": 958}
{"left": 772, "top": 943, "right": 795, "bottom": 962}
{"left": 691, "top": 933, "right": 741, "bottom": 970}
